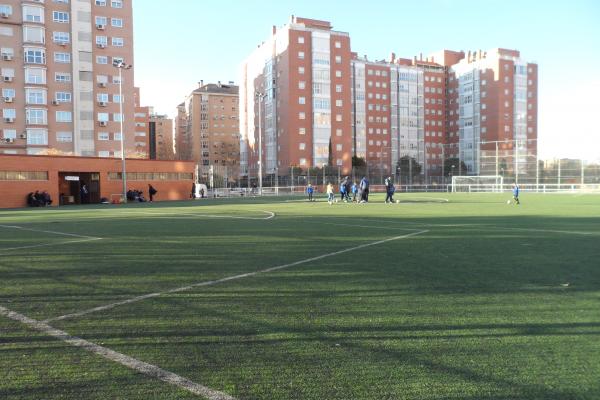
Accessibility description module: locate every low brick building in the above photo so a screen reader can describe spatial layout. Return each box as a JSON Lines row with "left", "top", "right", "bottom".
{"left": 0, "top": 154, "right": 195, "bottom": 208}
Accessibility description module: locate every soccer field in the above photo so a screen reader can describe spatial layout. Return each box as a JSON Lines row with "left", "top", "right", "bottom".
{"left": 1, "top": 193, "right": 599, "bottom": 400}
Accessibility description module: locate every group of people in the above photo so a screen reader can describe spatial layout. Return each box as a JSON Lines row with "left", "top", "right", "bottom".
{"left": 126, "top": 184, "right": 157, "bottom": 203}
{"left": 311, "top": 176, "right": 398, "bottom": 205}
{"left": 26, "top": 191, "right": 53, "bottom": 207}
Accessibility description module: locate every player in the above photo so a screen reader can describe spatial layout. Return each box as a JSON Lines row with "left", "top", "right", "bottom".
{"left": 384, "top": 176, "right": 395, "bottom": 204}
{"left": 326, "top": 182, "right": 334, "bottom": 205}
{"left": 512, "top": 183, "right": 520, "bottom": 205}
{"left": 306, "top": 183, "right": 314, "bottom": 202}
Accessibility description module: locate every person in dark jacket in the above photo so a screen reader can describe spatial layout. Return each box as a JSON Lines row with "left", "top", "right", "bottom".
{"left": 306, "top": 183, "right": 314, "bottom": 202}
{"left": 384, "top": 176, "right": 395, "bottom": 204}
{"left": 148, "top": 184, "right": 157, "bottom": 202}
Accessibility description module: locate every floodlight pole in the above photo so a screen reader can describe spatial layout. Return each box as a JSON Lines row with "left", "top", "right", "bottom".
{"left": 255, "top": 91, "right": 264, "bottom": 195}
{"left": 113, "top": 60, "right": 132, "bottom": 203}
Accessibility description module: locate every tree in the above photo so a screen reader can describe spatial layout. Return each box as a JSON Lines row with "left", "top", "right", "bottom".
{"left": 443, "top": 157, "right": 468, "bottom": 177}
{"left": 397, "top": 156, "right": 422, "bottom": 180}
{"left": 352, "top": 156, "right": 366, "bottom": 167}
{"left": 327, "top": 139, "right": 333, "bottom": 167}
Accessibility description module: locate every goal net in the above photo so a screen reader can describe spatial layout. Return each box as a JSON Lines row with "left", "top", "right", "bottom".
{"left": 451, "top": 176, "right": 504, "bottom": 192}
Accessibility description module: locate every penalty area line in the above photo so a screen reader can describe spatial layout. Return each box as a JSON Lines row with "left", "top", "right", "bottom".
{"left": 44, "top": 230, "right": 428, "bottom": 324}
{"left": 0, "top": 305, "right": 236, "bottom": 400}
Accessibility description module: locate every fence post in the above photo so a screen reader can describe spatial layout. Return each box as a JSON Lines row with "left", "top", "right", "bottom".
{"left": 536, "top": 155, "right": 539, "bottom": 193}
{"left": 581, "top": 159, "right": 585, "bottom": 186}
{"left": 291, "top": 167, "right": 294, "bottom": 194}
{"left": 557, "top": 158, "right": 561, "bottom": 190}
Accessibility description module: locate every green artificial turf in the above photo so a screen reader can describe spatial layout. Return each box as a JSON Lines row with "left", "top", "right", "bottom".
{"left": 1, "top": 193, "right": 599, "bottom": 399}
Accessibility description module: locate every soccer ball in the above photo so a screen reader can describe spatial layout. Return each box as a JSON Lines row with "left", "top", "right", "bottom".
{"left": 507, "top": 200, "right": 511, "bottom": 204}
{"left": 335, "top": 199, "right": 339, "bottom": 203}
{"left": 396, "top": 200, "right": 400, "bottom": 204}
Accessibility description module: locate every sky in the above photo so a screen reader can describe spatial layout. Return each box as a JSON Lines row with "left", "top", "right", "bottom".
{"left": 132, "top": 0, "right": 600, "bottom": 161}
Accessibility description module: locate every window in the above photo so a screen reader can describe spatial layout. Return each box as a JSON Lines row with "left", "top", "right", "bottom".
{"left": 298, "top": 36, "right": 304, "bottom": 44}
{"left": 23, "top": 26, "right": 45, "bottom": 44}
{"left": 26, "top": 129, "right": 48, "bottom": 145}
{"left": 111, "top": 0, "right": 123, "bottom": 8}
{"left": 95, "top": 0, "right": 106, "bottom": 5}
{"left": 298, "top": 66, "right": 305, "bottom": 74}
{"left": 113, "top": 113, "right": 123, "bottom": 122}
{"left": 111, "top": 37, "right": 124, "bottom": 47}
{"left": 24, "top": 48, "right": 45, "bottom": 64}
{"left": 335, "top": 99, "right": 343, "bottom": 107}
{"left": 0, "top": 27, "right": 13, "bottom": 36}
{"left": 55, "top": 72, "right": 71, "bottom": 82}
{"left": 335, "top": 84, "right": 342, "bottom": 93}
{"left": 96, "top": 35, "right": 107, "bottom": 46}
{"left": 23, "top": 5, "right": 44, "bottom": 23}
{"left": 111, "top": 18, "right": 123, "bottom": 27}
{"left": 55, "top": 92, "right": 71, "bottom": 103}
{"left": 298, "top": 97, "right": 305, "bottom": 105}
{"left": 2, "top": 88, "right": 15, "bottom": 98}
{"left": 56, "top": 131, "right": 72, "bottom": 142}
{"left": 298, "top": 81, "right": 305, "bottom": 90}
{"left": 298, "top": 51, "right": 304, "bottom": 59}
{"left": 96, "top": 55, "right": 108, "bottom": 64}
{"left": 335, "top": 41, "right": 341, "bottom": 49}
{"left": 53, "top": 11, "right": 69, "bottom": 23}
{"left": 97, "top": 112, "right": 109, "bottom": 122}
{"left": 53, "top": 32, "right": 70, "bottom": 44}
{"left": 95, "top": 16, "right": 107, "bottom": 26}
{"left": 299, "top": 127, "right": 306, "bottom": 135}
{"left": 3, "top": 109, "right": 16, "bottom": 119}
{"left": 1, "top": 68, "right": 14, "bottom": 79}
{"left": 25, "top": 68, "right": 46, "bottom": 84}
{"left": 56, "top": 111, "right": 72, "bottom": 122}
{"left": 335, "top": 70, "right": 341, "bottom": 78}
{"left": 98, "top": 132, "right": 109, "bottom": 140}
{"left": 335, "top": 55, "right": 341, "bottom": 64}
{"left": 114, "top": 132, "right": 122, "bottom": 140}
{"left": 300, "top": 158, "right": 307, "bottom": 165}
{"left": 299, "top": 143, "right": 306, "bottom": 150}
{"left": 97, "top": 93, "right": 109, "bottom": 102}
{"left": 112, "top": 94, "right": 122, "bottom": 103}
{"left": 0, "top": 5, "right": 12, "bottom": 16}
{"left": 26, "top": 89, "right": 46, "bottom": 104}
{"left": 54, "top": 52, "right": 71, "bottom": 63}
{"left": 299, "top": 112, "right": 305, "bottom": 120}
{"left": 3, "top": 129, "right": 16, "bottom": 139}
{"left": 26, "top": 108, "right": 47, "bottom": 124}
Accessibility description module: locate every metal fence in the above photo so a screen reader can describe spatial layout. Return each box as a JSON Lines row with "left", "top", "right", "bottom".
{"left": 197, "top": 140, "right": 600, "bottom": 194}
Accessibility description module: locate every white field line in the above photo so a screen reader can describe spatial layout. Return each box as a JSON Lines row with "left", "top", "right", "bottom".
{"left": 319, "top": 222, "right": 421, "bottom": 231}
{"left": 0, "top": 224, "right": 103, "bottom": 253}
{"left": 131, "top": 210, "right": 275, "bottom": 220}
{"left": 0, "top": 305, "right": 236, "bottom": 400}
{"left": 44, "top": 230, "right": 428, "bottom": 323}
{"left": 341, "top": 218, "right": 598, "bottom": 236}
{"left": 398, "top": 197, "right": 450, "bottom": 203}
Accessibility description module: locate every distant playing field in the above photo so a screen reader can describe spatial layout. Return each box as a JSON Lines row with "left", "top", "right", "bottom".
{"left": 1, "top": 193, "right": 599, "bottom": 400}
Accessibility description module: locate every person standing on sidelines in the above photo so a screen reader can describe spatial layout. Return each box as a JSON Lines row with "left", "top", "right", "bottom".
{"left": 512, "top": 183, "right": 521, "bottom": 205}
{"left": 306, "top": 183, "right": 314, "bottom": 202}
{"left": 326, "top": 182, "right": 335, "bottom": 205}
{"left": 148, "top": 184, "right": 157, "bottom": 202}
{"left": 384, "top": 176, "right": 395, "bottom": 204}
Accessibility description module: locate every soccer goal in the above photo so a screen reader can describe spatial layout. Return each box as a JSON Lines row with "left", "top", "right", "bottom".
{"left": 451, "top": 175, "right": 504, "bottom": 192}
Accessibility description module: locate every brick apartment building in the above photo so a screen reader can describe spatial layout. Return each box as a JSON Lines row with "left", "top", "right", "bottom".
{"left": 0, "top": 0, "right": 135, "bottom": 158}
{"left": 240, "top": 16, "right": 538, "bottom": 181}
{"left": 176, "top": 82, "right": 240, "bottom": 178}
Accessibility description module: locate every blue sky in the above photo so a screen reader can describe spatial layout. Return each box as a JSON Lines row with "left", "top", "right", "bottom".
{"left": 132, "top": 0, "right": 600, "bottom": 160}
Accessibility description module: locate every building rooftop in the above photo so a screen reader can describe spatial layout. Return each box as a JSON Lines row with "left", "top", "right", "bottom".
{"left": 193, "top": 83, "right": 239, "bottom": 95}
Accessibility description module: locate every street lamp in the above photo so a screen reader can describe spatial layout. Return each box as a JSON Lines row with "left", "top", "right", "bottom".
{"left": 255, "top": 91, "right": 265, "bottom": 195}
{"left": 113, "top": 59, "right": 132, "bottom": 203}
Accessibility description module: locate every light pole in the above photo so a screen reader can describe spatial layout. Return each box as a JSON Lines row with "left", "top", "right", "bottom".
{"left": 255, "top": 91, "right": 265, "bottom": 195}
{"left": 113, "top": 60, "right": 132, "bottom": 203}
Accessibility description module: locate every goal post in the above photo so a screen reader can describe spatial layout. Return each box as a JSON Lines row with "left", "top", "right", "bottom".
{"left": 451, "top": 175, "right": 504, "bottom": 193}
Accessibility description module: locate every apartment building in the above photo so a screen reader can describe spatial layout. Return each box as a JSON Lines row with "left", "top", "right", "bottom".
{"left": 149, "top": 113, "right": 174, "bottom": 160}
{"left": 177, "top": 82, "right": 240, "bottom": 176}
{"left": 241, "top": 16, "right": 538, "bottom": 181}
{"left": 0, "top": 0, "right": 135, "bottom": 157}
{"left": 240, "top": 16, "right": 353, "bottom": 178}
{"left": 447, "top": 49, "right": 538, "bottom": 175}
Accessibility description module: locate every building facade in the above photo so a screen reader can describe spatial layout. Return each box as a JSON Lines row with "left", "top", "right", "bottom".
{"left": 176, "top": 82, "right": 240, "bottom": 179}
{"left": 149, "top": 113, "right": 174, "bottom": 161}
{"left": 240, "top": 17, "right": 538, "bottom": 181}
{"left": 0, "top": 0, "right": 135, "bottom": 158}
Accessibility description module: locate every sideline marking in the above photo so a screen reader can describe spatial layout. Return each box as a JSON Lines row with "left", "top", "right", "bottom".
{"left": 132, "top": 210, "right": 275, "bottom": 220}
{"left": 0, "top": 305, "right": 236, "bottom": 400}
{"left": 319, "top": 222, "right": 421, "bottom": 231}
{"left": 0, "top": 224, "right": 103, "bottom": 253}
{"left": 45, "top": 230, "right": 428, "bottom": 323}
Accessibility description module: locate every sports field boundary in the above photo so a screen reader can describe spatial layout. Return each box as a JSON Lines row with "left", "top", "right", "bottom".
{"left": 0, "top": 305, "right": 236, "bottom": 400}
{"left": 44, "top": 229, "right": 428, "bottom": 323}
